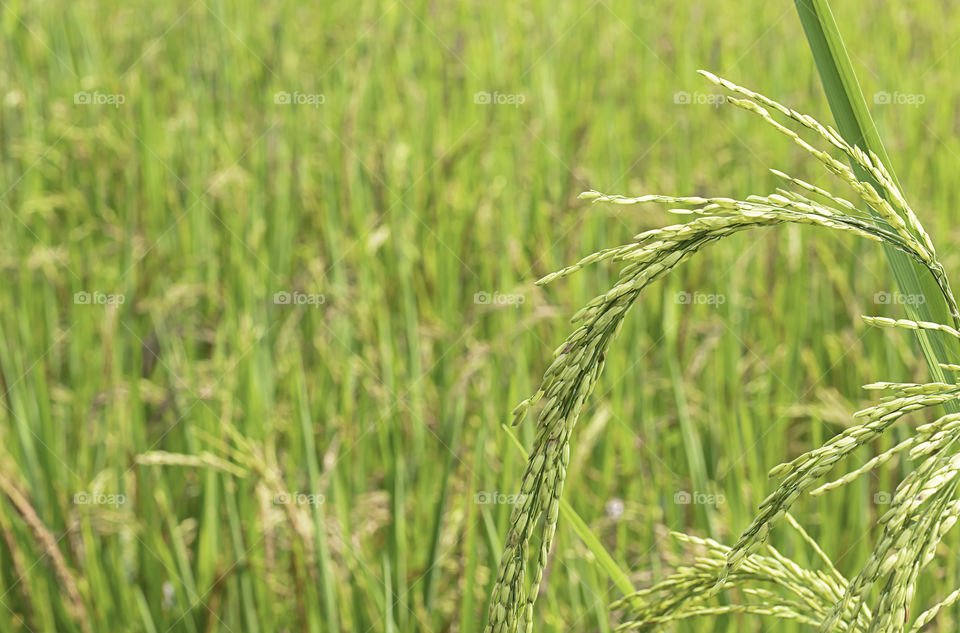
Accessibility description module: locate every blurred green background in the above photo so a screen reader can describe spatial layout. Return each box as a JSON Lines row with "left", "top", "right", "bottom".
{"left": 2, "top": 0, "right": 960, "bottom": 631}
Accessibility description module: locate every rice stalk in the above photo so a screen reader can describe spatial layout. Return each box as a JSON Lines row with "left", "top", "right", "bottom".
{"left": 484, "top": 72, "right": 960, "bottom": 633}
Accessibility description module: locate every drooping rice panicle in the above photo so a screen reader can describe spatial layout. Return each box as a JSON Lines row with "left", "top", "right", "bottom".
{"left": 485, "top": 71, "right": 960, "bottom": 633}
{"left": 611, "top": 532, "right": 868, "bottom": 633}
{"left": 699, "top": 72, "right": 959, "bottom": 326}
{"left": 822, "top": 449, "right": 960, "bottom": 633}
{"left": 699, "top": 71, "right": 937, "bottom": 255}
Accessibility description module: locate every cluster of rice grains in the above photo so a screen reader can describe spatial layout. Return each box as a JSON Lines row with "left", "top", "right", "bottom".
{"left": 484, "top": 73, "right": 960, "bottom": 633}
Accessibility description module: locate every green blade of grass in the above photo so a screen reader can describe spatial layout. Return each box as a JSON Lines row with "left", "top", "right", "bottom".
{"left": 296, "top": 370, "right": 339, "bottom": 632}
{"left": 795, "top": 0, "right": 960, "bottom": 403}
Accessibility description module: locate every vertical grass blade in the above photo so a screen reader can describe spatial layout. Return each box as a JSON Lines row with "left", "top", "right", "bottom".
{"left": 795, "top": 0, "right": 960, "bottom": 398}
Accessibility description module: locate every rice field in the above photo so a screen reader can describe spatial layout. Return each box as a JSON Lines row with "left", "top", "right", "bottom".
{"left": 4, "top": 1, "right": 960, "bottom": 631}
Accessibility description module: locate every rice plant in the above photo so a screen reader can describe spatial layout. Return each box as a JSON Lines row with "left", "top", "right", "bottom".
{"left": 484, "top": 71, "right": 960, "bottom": 633}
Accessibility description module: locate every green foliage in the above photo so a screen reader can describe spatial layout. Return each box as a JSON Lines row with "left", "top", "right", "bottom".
{"left": 5, "top": 2, "right": 960, "bottom": 632}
